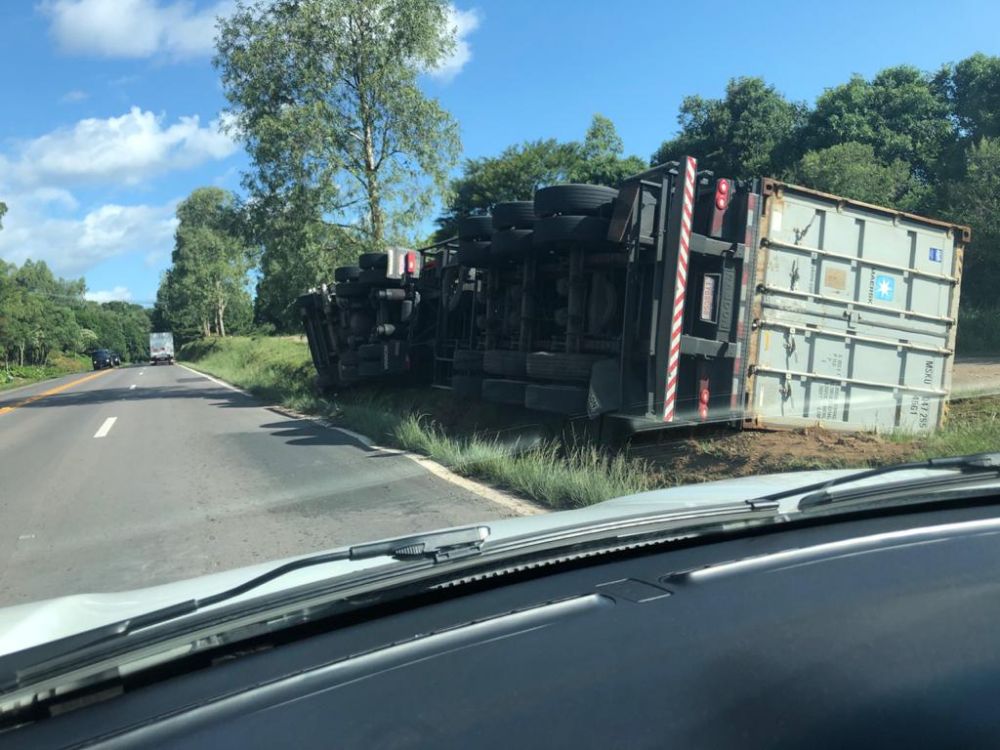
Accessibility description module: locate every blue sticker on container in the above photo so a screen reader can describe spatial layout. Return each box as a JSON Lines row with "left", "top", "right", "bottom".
{"left": 874, "top": 275, "right": 895, "bottom": 302}
{"left": 929, "top": 247, "right": 943, "bottom": 262}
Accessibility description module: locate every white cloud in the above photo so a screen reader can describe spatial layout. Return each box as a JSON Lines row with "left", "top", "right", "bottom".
{"left": 60, "top": 89, "right": 89, "bottom": 103}
{"left": 86, "top": 286, "right": 134, "bottom": 303}
{"left": 41, "top": 0, "right": 233, "bottom": 60}
{"left": 427, "top": 6, "right": 481, "bottom": 81}
{"left": 8, "top": 107, "right": 237, "bottom": 188}
{"left": 0, "top": 199, "right": 178, "bottom": 276}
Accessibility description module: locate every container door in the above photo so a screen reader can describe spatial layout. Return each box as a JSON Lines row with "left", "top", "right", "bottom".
{"left": 748, "top": 184, "right": 963, "bottom": 433}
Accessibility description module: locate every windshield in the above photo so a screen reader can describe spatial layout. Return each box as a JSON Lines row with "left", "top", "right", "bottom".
{"left": 1, "top": 1, "right": 999, "bottom": 634}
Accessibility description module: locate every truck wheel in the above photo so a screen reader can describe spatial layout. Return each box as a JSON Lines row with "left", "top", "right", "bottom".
{"left": 526, "top": 352, "right": 604, "bottom": 383}
{"left": 533, "top": 215, "right": 612, "bottom": 250}
{"left": 534, "top": 184, "right": 618, "bottom": 217}
{"left": 457, "top": 215, "right": 493, "bottom": 241}
{"left": 335, "top": 282, "right": 369, "bottom": 299}
{"left": 524, "top": 383, "right": 589, "bottom": 416}
{"left": 482, "top": 378, "right": 529, "bottom": 405}
{"left": 491, "top": 229, "right": 533, "bottom": 261}
{"left": 452, "top": 349, "right": 484, "bottom": 374}
{"left": 483, "top": 349, "right": 527, "bottom": 377}
{"left": 358, "top": 253, "right": 388, "bottom": 271}
{"left": 457, "top": 240, "right": 492, "bottom": 267}
{"left": 451, "top": 374, "right": 483, "bottom": 397}
{"left": 491, "top": 201, "right": 535, "bottom": 230}
{"left": 334, "top": 265, "right": 362, "bottom": 282}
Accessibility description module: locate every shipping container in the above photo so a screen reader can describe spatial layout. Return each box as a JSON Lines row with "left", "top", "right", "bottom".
{"left": 744, "top": 181, "right": 967, "bottom": 433}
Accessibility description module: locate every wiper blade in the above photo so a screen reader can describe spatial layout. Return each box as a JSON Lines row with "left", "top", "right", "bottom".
{"left": 747, "top": 452, "right": 1000, "bottom": 511}
{"left": 0, "top": 526, "right": 489, "bottom": 692}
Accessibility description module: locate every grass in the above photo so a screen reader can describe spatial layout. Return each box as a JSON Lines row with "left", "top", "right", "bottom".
{"left": 0, "top": 353, "right": 92, "bottom": 392}
{"left": 179, "top": 336, "right": 656, "bottom": 509}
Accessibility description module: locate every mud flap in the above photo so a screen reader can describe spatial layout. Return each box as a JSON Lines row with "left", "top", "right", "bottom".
{"left": 587, "top": 358, "right": 621, "bottom": 418}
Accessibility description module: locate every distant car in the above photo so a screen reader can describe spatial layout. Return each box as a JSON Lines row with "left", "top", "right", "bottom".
{"left": 110, "top": 351, "right": 122, "bottom": 367}
{"left": 91, "top": 349, "right": 113, "bottom": 370}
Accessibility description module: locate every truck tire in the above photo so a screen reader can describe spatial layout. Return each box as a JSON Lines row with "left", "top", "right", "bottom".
{"left": 526, "top": 351, "right": 603, "bottom": 383}
{"left": 334, "top": 265, "right": 362, "bottom": 282}
{"left": 451, "top": 374, "right": 482, "bottom": 397}
{"left": 358, "top": 253, "right": 388, "bottom": 270}
{"left": 335, "top": 282, "right": 369, "bottom": 299}
{"left": 457, "top": 240, "right": 492, "bottom": 267}
{"left": 533, "top": 215, "right": 612, "bottom": 250}
{"left": 453, "top": 349, "right": 484, "bottom": 374}
{"left": 554, "top": 307, "right": 569, "bottom": 328}
{"left": 482, "top": 378, "right": 529, "bottom": 405}
{"left": 483, "top": 349, "right": 527, "bottom": 377}
{"left": 524, "top": 383, "right": 589, "bottom": 416}
{"left": 534, "top": 184, "right": 618, "bottom": 217}
{"left": 457, "top": 215, "right": 493, "bottom": 241}
{"left": 491, "top": 228, "right": 533, "bottom": 261}
{"left": 359, "top": 360, "right": 384, "bottom": 378}
{"left": 358, "top": 343, "right": 384, "bottom": 361}
{"left": 491, "top": 201, "right": 535, "bottom": 230}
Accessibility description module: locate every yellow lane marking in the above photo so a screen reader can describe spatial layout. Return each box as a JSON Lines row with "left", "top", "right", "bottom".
{"left": 0, "top": 369, "right": 112, "bottom": 416}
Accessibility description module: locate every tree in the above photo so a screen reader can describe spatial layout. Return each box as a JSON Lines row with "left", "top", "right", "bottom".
{"left": 568, "top": 114, "right": 646, "bottom": 186}
{"left": 942, "top": 137, "right": 1000, "bottom": 309}
{"left": 791, "top": 142, "right": 928, "bottom": 211}
{"left": 934, "top": 53, "right": 1000, "bottom": 142}
{"left": 651, "top": 77, "right": 806, "bottom": 178}
{"left": 216, "top": 0, "right": 462, "bottom": 326}
{"left": 804, "top": 66, "right": 956, "bottom": 188}
{"left": 156, "top": 188, "right": 252, "bottom": 339}
{"left": 0, "top": 200, "right": 6, "bottom": 230}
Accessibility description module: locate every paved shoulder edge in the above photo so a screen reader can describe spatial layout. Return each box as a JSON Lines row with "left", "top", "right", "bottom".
{"left": 176, "top": 362, "right": 544, "bottom": 518}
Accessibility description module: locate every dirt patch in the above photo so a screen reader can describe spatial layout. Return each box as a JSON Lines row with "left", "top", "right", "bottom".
{"left": 952, "top": 357, "right": 1000, "bottom": 398}
{"left": 630, "top": 426, "right": 917, "bottom": 485}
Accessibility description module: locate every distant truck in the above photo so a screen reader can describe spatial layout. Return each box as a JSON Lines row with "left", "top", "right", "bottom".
{"left": 149, "top": 332, "right": 175, "bottom": 365}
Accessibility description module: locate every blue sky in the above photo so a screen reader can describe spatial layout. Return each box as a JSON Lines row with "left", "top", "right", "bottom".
{"left": 0, "top": 0, "right": 997, "bottom": 306}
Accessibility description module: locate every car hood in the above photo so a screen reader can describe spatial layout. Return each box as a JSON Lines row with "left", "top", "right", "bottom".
{"left": 0, "top": 466, "right": 959, "bottom": 657}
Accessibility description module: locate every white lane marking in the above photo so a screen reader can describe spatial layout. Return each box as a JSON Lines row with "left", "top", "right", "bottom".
{"left": 139, "top": 371, "right": 145, "bottom": 376}
{"left": 18, "top": 534, "right": 35, "bottom": 541}
{"left": 177, "top": 363, "right": 253, "bottom": 396}
{"left": 93, "top": 417, "right": 117, "bottom": 438}
{"left": 129, "top": 384, "right": 136, "bottom": 390}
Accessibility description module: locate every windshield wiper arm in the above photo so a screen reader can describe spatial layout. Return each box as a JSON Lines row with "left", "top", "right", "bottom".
{"left": 0, "top": 526, "right": 490, "bottom": 693}
{"left": 747, "top": 452, "right": 1000, "bottom": 511}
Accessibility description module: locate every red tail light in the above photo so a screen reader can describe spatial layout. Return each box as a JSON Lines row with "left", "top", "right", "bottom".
{"left": 405, "top": 251, "right": 416, "bottom": 275}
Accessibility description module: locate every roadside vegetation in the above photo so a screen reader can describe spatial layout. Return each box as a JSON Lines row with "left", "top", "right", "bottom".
{"left": 180, "top": 336, "right": 1000, "bottom": 509}
{"left": 0, "top": 352, "right": 91, "bottom": 393}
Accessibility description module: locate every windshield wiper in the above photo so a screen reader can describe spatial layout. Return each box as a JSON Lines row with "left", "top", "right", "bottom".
{"left": 747, "top": 452, "right": 1000, "bottom": 511}
{"left": 0, "top": 526, "right": 489, "bottom": 693}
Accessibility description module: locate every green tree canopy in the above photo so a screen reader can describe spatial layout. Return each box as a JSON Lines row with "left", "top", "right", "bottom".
{"left": 790, "top": 141, "right": 929, "bottom": 211}
{"left": 651, "top": 77, "right": 806, "bottom": 178}
{"left": 155, "top": 187, "right": 252, "bottom": 339}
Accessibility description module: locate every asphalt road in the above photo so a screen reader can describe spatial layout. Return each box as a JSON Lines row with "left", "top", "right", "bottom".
{"left": 0, "top": 363, "right": 525, "bottom": 606}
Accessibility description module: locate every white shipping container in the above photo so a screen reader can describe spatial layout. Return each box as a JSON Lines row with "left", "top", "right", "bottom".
{"left": 743, "top": 181, "right": 968, "bottom": 434}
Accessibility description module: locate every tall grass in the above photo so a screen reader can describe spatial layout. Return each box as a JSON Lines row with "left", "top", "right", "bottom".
{"left": 0, "top": 352, "right": 91, "bottom": 391}
{"left": 179, "top": 336, "right": 658, "bottom": 509}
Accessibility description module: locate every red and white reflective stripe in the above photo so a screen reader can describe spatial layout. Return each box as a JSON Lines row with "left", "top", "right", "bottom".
{"left": 664, "top": 156, "right": 698, "bottom": 422}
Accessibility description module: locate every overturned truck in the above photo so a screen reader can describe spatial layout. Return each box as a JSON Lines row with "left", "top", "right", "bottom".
{"left": 299, "top": 156, "right": 968, "bottom": 437}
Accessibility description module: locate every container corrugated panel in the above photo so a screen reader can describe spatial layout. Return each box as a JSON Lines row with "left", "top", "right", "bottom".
{"left": 745, "top": 181, "right": 967, "bottom": 434}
